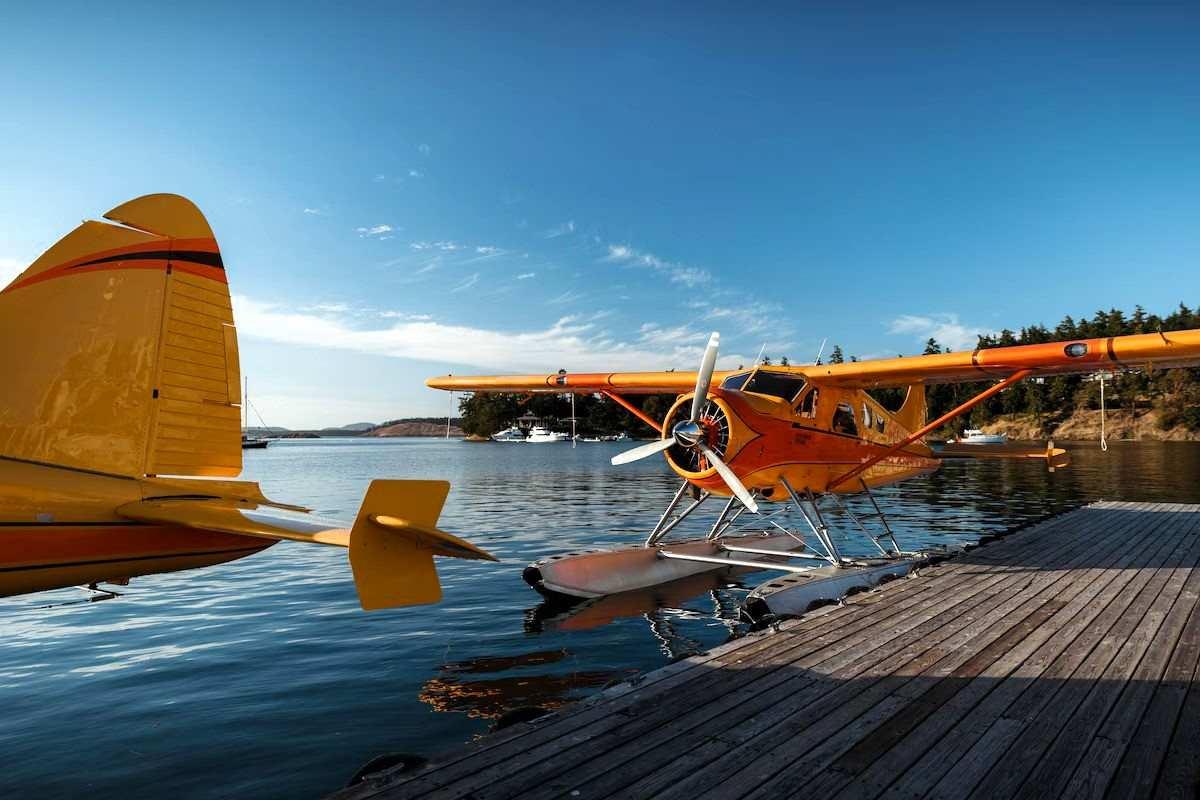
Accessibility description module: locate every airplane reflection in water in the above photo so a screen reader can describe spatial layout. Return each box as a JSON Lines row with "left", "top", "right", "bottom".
{"left": 418, "top": 649, "right": 636, "bottom": 720}
{"left": 527, "top": 569, "right": 749, "bottom": 659}
{"left": 419, "top": 572, "right": 757, "bottom": 721}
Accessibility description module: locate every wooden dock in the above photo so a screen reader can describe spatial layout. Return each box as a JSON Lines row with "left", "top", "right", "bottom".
{"left": 332, "top": 501, "right": 1200, "bottom": 800}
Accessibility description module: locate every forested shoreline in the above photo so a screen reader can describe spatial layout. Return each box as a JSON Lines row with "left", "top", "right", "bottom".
{"left": 457, "top": 304, "right": 1200, "bottom": 440}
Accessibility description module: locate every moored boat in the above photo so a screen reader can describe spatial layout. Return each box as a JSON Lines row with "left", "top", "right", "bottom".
{"left": 490, "top": 426, "right": 526, "bottom": 442}
{"left": 953, "top": 428, "right": 1007, "bottom": 445}
{"left": 525, "top": 425, "right": 569, "bottom": 443}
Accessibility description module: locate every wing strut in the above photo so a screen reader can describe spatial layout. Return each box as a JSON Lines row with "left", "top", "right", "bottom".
{"left": 829, "top": 369, "right": 1034, "bottom": 491}
{"left": 601, "top": 390, "right": 663, "bottom": 433}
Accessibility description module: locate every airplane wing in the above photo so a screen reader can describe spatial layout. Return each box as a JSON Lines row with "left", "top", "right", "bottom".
{"left": 806, "top": 329, "right": 1200, "bottom": 389}
{"left": 427, "top": 328, "right": 1200, "bottom": 395}
{"left": 426, "top": 370, "right": 723, "bottom": 395}
{"left": 118, "top": 479, "right": 496, "bottom": 610}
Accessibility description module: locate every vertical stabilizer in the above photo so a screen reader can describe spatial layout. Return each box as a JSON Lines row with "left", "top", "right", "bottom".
{"left": 895, "top": 384, "right": 927, "bottom": 434}
{"left": 0, "top": 194, "right": 242, "bottom": 478}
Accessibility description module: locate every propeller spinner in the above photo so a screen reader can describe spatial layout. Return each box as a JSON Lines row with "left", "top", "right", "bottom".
{"left": 611, "top": 332, "right": 759, "bottom": 513}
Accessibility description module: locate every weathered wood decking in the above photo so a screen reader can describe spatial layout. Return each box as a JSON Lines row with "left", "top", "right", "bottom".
{"left": 333, "top": 501, "right": 1200, "bottom": 800}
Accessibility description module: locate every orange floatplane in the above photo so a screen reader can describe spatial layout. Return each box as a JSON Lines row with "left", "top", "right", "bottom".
{"left": 0, "top": 194, "right": 494, "bottom": 609}
{"left": 429, "top": 328, "right": 1200, "bottom": 619}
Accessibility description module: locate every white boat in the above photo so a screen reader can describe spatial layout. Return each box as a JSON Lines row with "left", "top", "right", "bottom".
{"left": 525, "top": 425, "right": 570, "bottom": 443}
{"left": 490, "top": 426, "right": 526, "bottom": 442}
{"left": 955, "top": 428, "right": 1007, "bottom": 445}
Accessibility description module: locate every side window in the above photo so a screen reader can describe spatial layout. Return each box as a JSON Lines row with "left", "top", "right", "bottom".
{"left": 862, "top": 404, "right": 873, "bottom": 430}
{"left": 832, "top": 403, "right": 858, "bottom": 436}
{"left": 797, "top": 387, "right": 818, "bottom": 418}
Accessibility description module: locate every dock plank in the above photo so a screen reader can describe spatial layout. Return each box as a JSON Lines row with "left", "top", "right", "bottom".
{"left": 325, "top": 502, "right": 1200, "bottom": 800}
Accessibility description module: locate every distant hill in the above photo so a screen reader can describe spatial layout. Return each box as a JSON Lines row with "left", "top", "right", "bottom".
{"left": 368, "top": 421, "right": 463, "bottom": 437}
{"left": 244, "top": 418, "right": 460, "bottom": 438}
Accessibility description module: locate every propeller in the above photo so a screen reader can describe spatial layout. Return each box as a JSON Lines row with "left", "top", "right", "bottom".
{"left": 610, "top": 331, "right": 759, "bottom": 513}
{"left": 690, "top": 332, "right": 720, "bottom": 423}
{"left": 610, "top": 438, "right": 675, "bottom": 466}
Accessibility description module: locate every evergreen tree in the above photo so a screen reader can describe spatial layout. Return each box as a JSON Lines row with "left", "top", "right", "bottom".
{"left": 458, "top": 393, "right": 520, "bottom": 437}
{"left": 829, "top": 345, "right": 844, "bottom": 364}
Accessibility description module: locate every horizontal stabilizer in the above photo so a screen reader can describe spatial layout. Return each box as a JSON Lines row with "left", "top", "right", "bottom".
{"left": 936, "top": 441, "right": 1071, "bottom": 471}
{"left": 118, "top": 478, "right": 496, "bottom": 610}
{"left": 349, "top": 480, "right": 497, "bottom": 611}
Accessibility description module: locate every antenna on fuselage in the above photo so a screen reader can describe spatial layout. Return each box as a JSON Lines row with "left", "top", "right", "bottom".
{"left": 813, "top": 337, "right": 828, "bottom": 365}
{"left": 754, "top": 342, "right": 767, "bottom": 366}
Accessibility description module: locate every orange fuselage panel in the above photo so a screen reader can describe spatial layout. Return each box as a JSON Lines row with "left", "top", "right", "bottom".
{"left": 660, "top": 385, "right": 938, "bottom": 498}
{"left": 0, "top": 523, "right": 272, "bottom": 597}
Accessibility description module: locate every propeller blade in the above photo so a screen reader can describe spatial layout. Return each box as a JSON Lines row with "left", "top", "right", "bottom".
{"left": 611, "top": 437, "right": 675, "bottom": 466}
{"left": 690, "top": 332, "right": 720, "bottom": 423}
{"left": 697, "top": 443, "right": 758, "bottom": 513}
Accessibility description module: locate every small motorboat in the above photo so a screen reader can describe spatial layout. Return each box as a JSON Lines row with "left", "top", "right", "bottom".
{"left": 490, "top": 426, "right": 526, "bottom": 442}
{"left": 954, "top": 428, "right": 1008, "bottom": 445}
{"left": 525, "top": 425, "right": 569, "bottom": 443}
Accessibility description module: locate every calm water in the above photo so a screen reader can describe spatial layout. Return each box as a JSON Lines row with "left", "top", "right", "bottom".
{"left": 3, "top": 439, "right": 1200, "bottom": 799}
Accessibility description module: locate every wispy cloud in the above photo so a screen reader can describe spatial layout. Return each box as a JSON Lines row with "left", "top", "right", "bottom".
{"left": 451, "top": 272, "right": 480, "bottom": 293}
{"left": 372, "top": 174, "right": 387, "bottom": 183}
{"left": 517, "top": 272, "right": 536, "bottom": 280}
{"left": 542, "top": 220, "right": 576, "bottom": 239}
{"left": 408, "top": 168, "right": 424, "bottom": 178}
{"left": 417, "top": 143, "right": 431, "bottom": 156}
{"left": 303, "top": 207, "right": 327, "bottom": 216}
{"left": 357, "top": 224, "right": 395, "bottom": 239}
{"left": 889, "top": 313, "right": 993, "bottom": 352}
{"left": 378, "top": 310, "right": 433, "bottom": 321}
{"left": 233, "top": 296, "right": 750, "bottom": 372}
{"left": 687, "top": 299, "right": 782, "bottom": 338}
{"left": 605, "top": 244, "right": 712, "bottom": 287}
{"left": 410, "top": 240, "right": 463, "bottom": 251}
{"left": 547, "top": 289, "right": 584, "bottom": 305}
{"left": 475, "top": 245, "right": 501, "bottom": 256}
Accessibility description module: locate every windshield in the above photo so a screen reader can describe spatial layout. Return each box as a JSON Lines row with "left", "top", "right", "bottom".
{"left": 742, "top": 370, "right": 807, "bottom": 401}
{"left": 720, "top": 371, "right": 752, "bottom": 391}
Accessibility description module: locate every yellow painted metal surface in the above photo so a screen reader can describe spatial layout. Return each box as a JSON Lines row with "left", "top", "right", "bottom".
{"left": 0, "top": 193, "right": 241, "bottom": 478}
{"left": 348, "top": 480, "right": 496, "bottom": 611}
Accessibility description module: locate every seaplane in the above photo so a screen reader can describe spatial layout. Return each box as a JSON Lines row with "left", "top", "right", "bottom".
{"left": 0, "top": 193, "right": 495, "bottom": 610}
{"left": 429, "top": 326, "right": 1200, "bottom": 621}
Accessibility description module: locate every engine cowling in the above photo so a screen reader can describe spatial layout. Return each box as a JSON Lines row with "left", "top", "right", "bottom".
{"left": 660, "top": 392, "right": 757, "bottom": 484}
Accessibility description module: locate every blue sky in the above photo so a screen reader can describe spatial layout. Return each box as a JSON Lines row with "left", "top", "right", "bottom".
{"left": 2, "top": 2, "right": 1198, "bottom": 427}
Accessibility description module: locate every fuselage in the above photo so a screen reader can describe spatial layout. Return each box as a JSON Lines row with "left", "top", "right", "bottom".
{"left": 0, "top": 458, "right": 272, "bottom": 598}
{"left": 661, "top": 374, "right": 939, "bottom": 500}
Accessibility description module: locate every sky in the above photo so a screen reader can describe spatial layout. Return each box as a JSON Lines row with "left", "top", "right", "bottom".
{"left": 2, "top": 2, "right": 1198, "bottom": 428}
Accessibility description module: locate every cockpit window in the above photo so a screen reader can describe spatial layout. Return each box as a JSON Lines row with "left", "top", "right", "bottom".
{"left": 720, "top": 372, "right": 751, "bottom": 391}
{"left": 797, "top": 387, "right": 818, "bottom": 418}
{"left": 743, "top": 370, "right": 807, "bottom": 401}
{"left": 832, "top": 403, "right": 859, "bottom": 436}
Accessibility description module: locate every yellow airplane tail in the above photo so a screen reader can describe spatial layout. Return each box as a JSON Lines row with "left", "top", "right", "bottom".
{"left": 0, "top": 194, "right": 242, "bottom": 478}
{"left": 348, "top": 480, "right": 498, "bottom": 610}
{"left": 896, "top": 383, "right": 927, "bottom": 433}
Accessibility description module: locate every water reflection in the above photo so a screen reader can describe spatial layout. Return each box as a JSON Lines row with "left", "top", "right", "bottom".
{"left": 418, "top": 648, "right": 635, "bottom": 720}
{"left": 2, "top": 438, "right": 1198, "bottom": 800}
